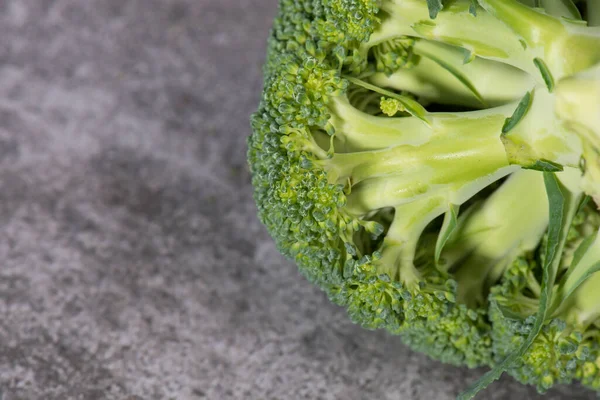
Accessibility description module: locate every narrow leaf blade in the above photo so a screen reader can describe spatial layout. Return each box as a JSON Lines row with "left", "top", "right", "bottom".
{"left": 435, "top": 204, "right": 459, "bottom": 266}
{"left": 502, "top": 91, "right": 532, "bottom": 135}
{"left": 552, "top": 232, "right": 600, "bottom": 309}
{"left": 427, "top": 0, "right": 444, "bottom": 19}
{"left": 533, "top": 57, "right": 555, "bottom": 92}
{"left": 469, "top": 0, "right": 478, "bottom": 16}
{"left": 522, "top": 159, "right": 563, "bottom": 172}
{"left": 344, "top": 76, "right": 430, "bottom": 125}
{"left": 419, "top": 50, "right": 486, "bottom": 106}
{"left": 458, "top": 172, "right": 579, "bottom": 400}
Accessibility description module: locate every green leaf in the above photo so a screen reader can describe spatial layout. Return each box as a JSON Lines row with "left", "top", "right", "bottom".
{"left": 501, "top": 91, "right": 532, "bottom": 135}
{"left": 523, "top": 158, "right": 563, "bottom": 172}
{"left": 463, "top": 49, "right": 475, "bottom": 64}
{"left": 495, "top": 302, "right": 538, "bottom": 321}
{"left": 418, "top": 49, "right": 486, "bottom": 106}
{"left": 458, "top": 172, "right": 580, "bottom": 400}
{"left": 469, "top": 0, "right": 478, "bottom": 16}
{"left": 533, "top": 58, "right": 555, "bottom": 92}
{"left": 344, "top": 76, "right": 430, "bottom": 126}
{"left": 435, "top": 204, "right": 459, "bottom": 266}
{"left": 426, "top": 0, "right": 444, "bottom": 19}
{"left": 577, "top": 195, "right": 591, "bottom": 215}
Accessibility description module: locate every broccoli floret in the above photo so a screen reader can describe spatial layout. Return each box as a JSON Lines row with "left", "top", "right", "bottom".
{"left": 248, "top": 0, "right": 600, "bottom": 397}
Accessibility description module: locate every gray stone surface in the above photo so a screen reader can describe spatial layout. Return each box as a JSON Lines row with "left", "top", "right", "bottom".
{"left": 0, "top": 1, "right": 594, "bottom": 399}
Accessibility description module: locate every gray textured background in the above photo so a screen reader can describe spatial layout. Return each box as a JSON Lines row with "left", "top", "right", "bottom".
{"left": 0, "top": 1, "right": 595, "bottom": 399}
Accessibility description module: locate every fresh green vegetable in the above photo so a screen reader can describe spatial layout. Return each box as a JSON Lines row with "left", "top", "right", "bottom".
{"left": 247, "top": 0, "right": 600, "bottom": 397}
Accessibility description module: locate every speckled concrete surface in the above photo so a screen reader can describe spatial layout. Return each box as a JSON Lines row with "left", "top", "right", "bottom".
{"left": 0, "top": 1, "right": 594, "bottom": 399}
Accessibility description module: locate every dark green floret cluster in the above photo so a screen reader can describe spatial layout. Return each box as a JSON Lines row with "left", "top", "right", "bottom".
{"left": 248, "top": 0, "right": 600, "bottom": 397}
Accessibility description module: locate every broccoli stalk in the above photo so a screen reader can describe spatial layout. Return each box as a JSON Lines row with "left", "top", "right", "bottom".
{"left": 441, "top": 170, "right": 550, "bottom": 308}
{"left": 589, "top": 0, "right": 600, "bottom": 26}
{"left": 357, "top": 0, "right": 597, "bottom": 175}
{"left": 370, "top": 39, "right": 536, "bottom": 108}
{"left": 373, "top": 0, "right": 600, "bottom": 80}
{"left": 555, "top": 62, "right": 600, "bottom": 206}
{"left": 322, "top": 101, "right": 517, "bottom": 207}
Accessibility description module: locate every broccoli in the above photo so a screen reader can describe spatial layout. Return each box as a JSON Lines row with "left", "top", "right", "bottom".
{"left": 247, "top": 0, "right": 600, "bottom": 397}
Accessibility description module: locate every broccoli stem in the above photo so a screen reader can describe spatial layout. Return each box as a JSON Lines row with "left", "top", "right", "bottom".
{"left": 570, "top": 271, "right": 600, "bottom": 327}
{"left": 327, "top": 112, "right": 510, "bottom": 183}
{"left": 553, "top": 268, "right": 600, "bottom": 330}
{"left": 478, "top": 0, "right": 565, "bottom": 41}
{"left": 443, "top": 170, "right": 550, "bottom": 307}
{"left": 374, "top": 0, "right": 600, "bottom": 84}
{"left": 478, "top": 0, "right": 600, "bottom": 77}
{"left": 539, "top": 0, "right": 582, "bottom": 19}
{"left": 555, "top": 63, "right": 600, "bottom": 144}
{"left": 554, "top": 64, "right": 600, "bottom": 205}
{"left": 319, "top": 106, "right": 522, "bottom": 215}
{"left": 376, "top": 197, "right": 447, "bottom": 285}
{"left": 588, "top": 0, "right": 600, "bottom": 26}
{"left": 369, "top": 40, "right": 535, "bottom": 108}
{"left": 376, "top": 0, "right": 537, "bottom": 77}
{"left": 501, "top": 88, "right": 583, "bottom": 169}
{"left": 320, "top": 85, "right": 584, "bottom": 218}
{"left": 550, "top": 231, "right": 600, "bottom": 328}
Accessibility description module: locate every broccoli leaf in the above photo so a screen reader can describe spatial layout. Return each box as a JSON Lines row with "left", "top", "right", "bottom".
{"left": 345, "top": 76, "right": 430, "bottom": 125}
{"left": 534, "top": 58, "right": 556, "bottom": 92}
{"left": 417, "top": 49, "right": 486, "bottom": 106}
{"left": 458, "top": 172, "right": 581, "bottom": 400}
{"left": 469, "top": 0, "right": 478, "bottom": 16}
{"left": 426, "top": 0, "right": 444, "bottom": 19}
{"left": 501, "top": 91, "right": 532, "bottom": 135}
{"left": 435, "top": 204, "right": 459, "bottom": 266}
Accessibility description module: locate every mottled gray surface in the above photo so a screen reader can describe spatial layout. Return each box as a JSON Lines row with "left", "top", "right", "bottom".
{"left": 0, "top": 1, "right": 594, "bottom": 399}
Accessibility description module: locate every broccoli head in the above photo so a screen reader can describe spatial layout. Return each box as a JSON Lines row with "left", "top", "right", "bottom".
{"left": 248, "top": 0, "right": 600, "bottom": 397}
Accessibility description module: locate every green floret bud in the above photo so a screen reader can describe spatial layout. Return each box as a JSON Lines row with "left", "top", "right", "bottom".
{"left": 372, "top": 37, "right": 420, "bottom": 76}
{"left": 379, "top": 97, "right": 405, "bottom": 116}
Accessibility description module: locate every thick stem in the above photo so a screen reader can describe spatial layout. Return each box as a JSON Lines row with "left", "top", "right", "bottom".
{"left": 554, "top": 64, "right": 600, "bottom": 205}
{"left": 478, "top": 0, "right": 565, "bottom": 43}
{"left": 551, "top": 230, "right": 600, "bottom": 326}
{"left": 325, "top": 86, "right": 585, "bottom": 215}
{"left": 555, "top": 62, "right": 600, "bottom": 143}
{"left": 540, "top": 0, "right": 582, "bottom": 19}
{"left": 320, "top": 100, "right": 529, "bottom": 216}
{"left": 560, "top": 270, "right": 600, "bottom": 328}
{"left": 369, "top": 40, "right": 535, "bottom": 108}
{"left": 376, "top": 0, "right": 538, "bottom": 77}
{"left": 343, "top": 163, "right": 515, "bottom": 216}
{"left": 376, "top": 197, "right": 448, "bottom": 285}
{"left": 322, "top": 108, "right": 515, "bottom": 214}
{"left": 587, "top": 0, "right": 600, "bottom": 26}
{"left": 502, "top": 87, "right": 583, "bottom": 169}
{"left": 556, "top": 64, "right": 600, "bottom": 207}
{"left": 373, "top": 0, "right": 600, "bottom": 85}
{"left": 479, "top": 0, "right": 600, "bottom": 78}
{"left": 443, "top": 170, "right": 549, "bottom": 306}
